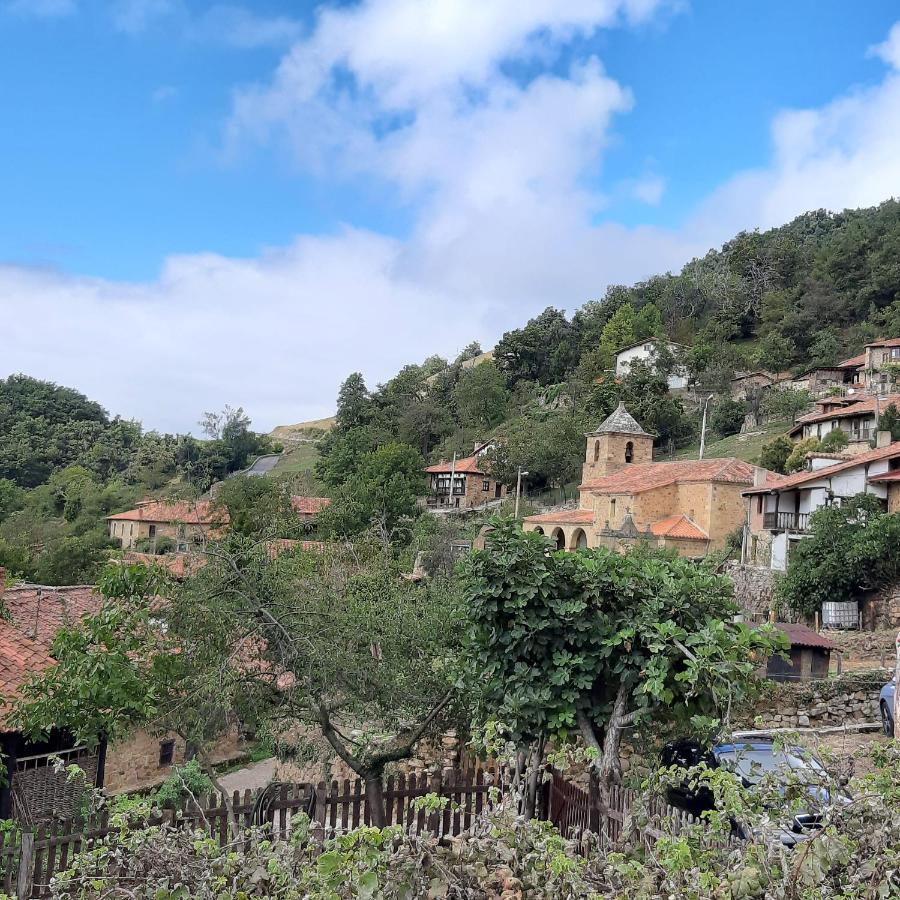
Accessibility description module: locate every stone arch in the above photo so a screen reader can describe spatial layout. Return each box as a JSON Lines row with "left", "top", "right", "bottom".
{"left": 550, "top": 527, "right": 565, "bottom": 551}
{"left": 532, "top": 526, "right": 544, "bottom": 535}
{"left": 625, "top": 440, "right": 634, "bottom": 463}
{"left": 570, "top": 528, "right": 588, "bottom": 550}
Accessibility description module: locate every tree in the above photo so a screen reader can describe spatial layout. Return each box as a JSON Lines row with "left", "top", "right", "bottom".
{"left": 881, "top": 403, "right": 900, "bottom": 441}
{"left": 760, "top": 387, "right": 813, "bottom": 422}
{"left": 758, "top": 436, "right": 794, "bottom": 474}
{"left": 784, "top": 437, "right": 823, "bottom": 473}
{"left": 461, "top": 521, "right": 780, "bottom": 811}
{"left": 755, "top": 332, "right": 798, "bottom": 371}
{"left": 213, "top": 475, "right": 297, "bottom": 537}
{"left": 451, "top": 362, "right": 509, "bottom": 431}
{"left": 0, "top": 477, "right": 24, "bottom": 523}
{"left": 820, "top": 428, "right": 849, "bottom": 452}
{"left": 16, "top": 543, "right": 463, "bottom": 829}
{"left": 710, "top": 398, "right": 747, "bottom": 438}
{"left": 319, "top": 443, "right": 425, "bottom": 539}
{"left": 778, "top": 494, "right": 900, "bottom": 616}
{"left": 335, "top": 373, "right": 373, "bottom": 432}
{"left": 494, "top": 308, "right": 578, "bottom": 386}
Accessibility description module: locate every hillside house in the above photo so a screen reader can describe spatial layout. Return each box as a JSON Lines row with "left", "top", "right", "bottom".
{"left": 0, "top": 577, "right": 244, "bottom": 824}
{"left": 425, "top": 443, "right": 506, "bottom": 510}
{"left": 107, "top": 499, "right": 228, "bottom": 551}
{"left": 522, "top": 403, "right": 763, "bottom": 557}
{"left": 788, "top": 392, "right": 900, "bottom": 452}
{"left": 743, "top": 440, "right": 900, "bottom": 571}
{"left": 614, "top": 338, "right": 688, "bottom": 390}
{"left": 860, "top": 337, "right": 900, "bottom": 394}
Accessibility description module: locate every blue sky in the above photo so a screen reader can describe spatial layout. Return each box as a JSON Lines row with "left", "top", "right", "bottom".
{"left": 3, "top": 0, "right": 900, "bottom": 432}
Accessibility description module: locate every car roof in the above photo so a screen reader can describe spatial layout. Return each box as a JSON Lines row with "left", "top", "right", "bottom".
{"left": 714, "top": 741, "right": 780, "bottom": 753}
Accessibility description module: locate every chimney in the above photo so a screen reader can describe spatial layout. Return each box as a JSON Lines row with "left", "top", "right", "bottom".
{"left": 876, "top": 429, "right": 893, "bottom": 448}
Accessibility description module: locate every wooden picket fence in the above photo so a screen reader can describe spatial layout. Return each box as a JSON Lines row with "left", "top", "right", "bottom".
{"left": 2, "top": 770, "right": 497, "bottom": 898}
{"left": 545, "top": 769, "right": 701, "bottom": 851}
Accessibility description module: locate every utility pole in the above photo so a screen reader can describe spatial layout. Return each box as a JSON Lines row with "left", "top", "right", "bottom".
{"left": 514, "top": 467, "right": 529, "bottom": 519}
{"left": 448, "top": 453, "right": 457, "bottom": 509}
{"left": 698, "top": 394, "right": 714, "bottom": 460}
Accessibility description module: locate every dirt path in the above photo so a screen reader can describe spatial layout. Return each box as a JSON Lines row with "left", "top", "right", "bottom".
{"left": 218, "top": 758, "right": 277, "bottom": 794}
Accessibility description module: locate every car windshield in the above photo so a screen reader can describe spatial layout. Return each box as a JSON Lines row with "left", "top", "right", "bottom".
{"left": 716, "top": 747, "right": 823, "bottom": 785}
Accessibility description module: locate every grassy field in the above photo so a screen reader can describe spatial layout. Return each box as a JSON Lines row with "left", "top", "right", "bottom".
{"left": 272, "top": 441, "right": 321, "bottom": 475}
{"left": 672, "top": 419, "right": 792, "bottom": 464}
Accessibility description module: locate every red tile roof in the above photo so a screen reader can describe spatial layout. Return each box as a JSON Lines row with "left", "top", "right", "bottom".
{"left": 866, "top": 337, "right": 900, "bottom": 349}
{"left": 524, "top": 509, "right": 595, "bottom": 525}
{"left": 290, "top": 496, "right": 331, "bottom": 516}
{"left": 866, "top": 469, "right": 900, "bottom": 483}
{"left": 744, "top": 440, "right": 900, "bottom": 494}
{"left": 123, "top": 552, "right": 207, "bottom": 579}
{"left": 0, "top": 620, "right": 56, "bottom": 724}
{"left": 836, "top": 352, "right": 866, "bottom": 368}
{"left": 648, "top": 514, "right": 709, "bottom": 541}
{"left": 580, "top": 458, "right": 757, "bottom": 494}
{"left": 773, "top": 622, "right": 838, "bottom": 651}
{"left": 0, "top": 585, "right": 104, "bottom": 726}
{"left": 425, "top": 455, "right": 486, "bottom": 475}
{"left": 792, "top": 393, "right": 900, "bottom": 429}
{"left": 106, "top": 499, "right": 228, "bottom": 526}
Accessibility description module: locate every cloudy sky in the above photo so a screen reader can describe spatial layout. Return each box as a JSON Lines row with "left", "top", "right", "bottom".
{"left": 3, "top": 1, "right": 900, "bottom": 433}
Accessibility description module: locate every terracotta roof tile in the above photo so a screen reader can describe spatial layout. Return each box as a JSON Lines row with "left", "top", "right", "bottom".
{"left": 648, "top": 514, "right": 709, "bottom": 541}
{"left": 0, "top": 620, "right": 56, "bottom": 723}
{"left": 2, "top": 586, "right": 104, "bottom": 650}
{"left": 524, "top": 509, "right": 595, "bottom": 525}
{"left": 792, "top": 393, "right": 900, "bottom": 429}
{"left": 581, "top": 458, "right": 757, "bottom": 494}
{"left": 290, "top": 496, "right": 331, "bottom": 515}
{"left": 425, "top": 455, "right": 486, "bottom": 474}
{"left": 106, "top": 499, "right": 228, "bottom": 527}
{"left": 744, "top": 440, "right": 900, "bottom": 494}
{"left": 866, "top": 469, "right": 900, "bottom": 483}
{"left": 866, "top": 337, "right": 900, "bottom": 349}
{"left": 836, "top": 353, "right": 866, "bottom": 368}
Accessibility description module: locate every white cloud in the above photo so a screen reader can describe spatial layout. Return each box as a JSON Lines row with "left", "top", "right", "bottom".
{"left": 111, "top": 0, "right": 176, "bottom": 34}
{"left": 7, "top": 12, "right": 900, "bottom": 435}
{"left": 4, "top": 0, "right": 76, "bottom": 17}
{"left": 151, "top": 84, "right": 178, "bottom": 103}
{"left": 193, "top": 5, "right": 302, "bottom": 49}
{"left": 630, "top": 174, "right": 666, "bottom": 205}
{"left": 869, "top": 21, "right": 900, "bottom": 70}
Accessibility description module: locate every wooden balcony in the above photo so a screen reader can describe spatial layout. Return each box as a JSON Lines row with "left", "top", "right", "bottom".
{"left": 763, "top": 511, "right": 810, "bottom": 532}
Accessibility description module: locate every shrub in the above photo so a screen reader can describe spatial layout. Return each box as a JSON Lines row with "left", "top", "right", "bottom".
{"left": 758, "top": 435, "right": 794, "bottom": 473}
{"left": 709, "top": 398, "right": 747, "bottom": 437}
{"left": 820, "top": 428, "right": 849, "bottom": 452}
{"left": 153, "top": 758, "right": 214, "bottom": 808}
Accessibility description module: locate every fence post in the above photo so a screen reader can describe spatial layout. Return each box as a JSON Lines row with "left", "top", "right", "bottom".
{"left": 16, "top": 832, "right": 34, "bottom": 900}
{"left": 311, "top": 782, "right": 327, "bottom": 843}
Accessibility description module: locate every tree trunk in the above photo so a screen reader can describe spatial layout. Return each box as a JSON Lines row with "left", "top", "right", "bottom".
{"left": 365, "top": 772, "right": 387, "bottom": 828}
{"left": 522, "top": 735, "right": 545, "bottom": 820}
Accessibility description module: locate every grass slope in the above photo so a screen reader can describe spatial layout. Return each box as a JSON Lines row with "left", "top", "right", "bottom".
{"left": 672, "top": 420, "right": 791, "bottom": 464}
{"left": 272, "top": 442, "right": 321, "bottom": 475}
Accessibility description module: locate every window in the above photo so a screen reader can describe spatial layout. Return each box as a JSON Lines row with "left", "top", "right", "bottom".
{"left": 757, "top": 496, "right": 763, "bottom": 515}
{"left": 892, "top": 348, "right": 900, "bottom": 360}
{"left": 158, "top": 739, "right": 175, "bottom": 767}
{"left": 482, "top": 480, "right": 490, "bottom": 492}
{"left": 610, "top": 498, "right": 616, "bottom": 519}
{"left": 148, "top": 524, "right": 157, "bottom": 538}
{"left": 625, "top": 441, "right": 634, "bottom": 463}
{"left": 593, "top": 441, "right": 600, "bottom": 462}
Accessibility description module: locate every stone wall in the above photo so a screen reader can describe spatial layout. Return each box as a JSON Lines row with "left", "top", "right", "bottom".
{"left": 104, "top": 727, "right": 247, "bottom": 794}
{"left": 737, "top": 672, "right": 885, "bottom": 729}
{"left": 860, "top": 584, "right": 900, "bottom": 629}
{"left": 724, "top": 561, "right": 780, "bottom": 617}
{"left": 273, "top": 728, "right": 463, "bottom": 786}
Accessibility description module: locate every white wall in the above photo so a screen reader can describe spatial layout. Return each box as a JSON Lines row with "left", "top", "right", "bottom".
{"left": 770, "top": 532, "right": 788, "bottom": 571}
{"left": 614, "top": 341, "right": 687, "bottom": 390}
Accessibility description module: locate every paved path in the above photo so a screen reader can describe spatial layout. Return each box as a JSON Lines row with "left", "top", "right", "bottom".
{"left": 244, "top": 454, "right": 281, "bottom": 476}
{"left": 218, "top": 758, "right": 278, "bottom": 794}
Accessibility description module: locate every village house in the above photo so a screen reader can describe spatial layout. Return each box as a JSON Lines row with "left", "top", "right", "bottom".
{"left": 424, "top": 442, "right": 506, "bottom": 510}
{"left": 107, "top": 499, "right": 228, "bottom": 551}
{"left": 743, "top": 440, "right": 900, "bottom": 571}
{"left": 522, "top": 403, "right": 763, "bottom": 557}
{"left": 788, "top": 392, "right": 900, "bottom": 452}
{"left": 614, "top": 338, "right": 688, "bottom": 390}
{"left": 0, "top": 576, "right": 245, "bottom": 825}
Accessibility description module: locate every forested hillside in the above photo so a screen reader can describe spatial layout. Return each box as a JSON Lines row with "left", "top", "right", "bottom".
{"left": 0, "top": 375, "right": 273, "bottom": 584}
{"left": 317, "top": 199, "right": 900, "bottom": 508}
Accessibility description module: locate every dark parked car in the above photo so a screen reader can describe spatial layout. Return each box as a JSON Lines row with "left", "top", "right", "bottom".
{"left": 661, "top": 736, "right": 844, "bottom": 847}
{"left": 881, "top": 679, "right": 896, "bottom": 736}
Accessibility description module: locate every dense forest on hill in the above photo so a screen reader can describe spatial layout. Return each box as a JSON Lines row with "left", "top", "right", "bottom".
{"left": 0, "top": 375, "right": 273, "bottom": 584}
{"left": 316, "top": 199, "right": 900, "bottom": 512}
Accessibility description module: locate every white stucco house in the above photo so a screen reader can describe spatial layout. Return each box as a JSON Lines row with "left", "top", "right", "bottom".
{"left": 743, "top": 441, "right": 900, "bottom": 571}
{"left": 614, "top": 338, "right": 688, "bottom": 390}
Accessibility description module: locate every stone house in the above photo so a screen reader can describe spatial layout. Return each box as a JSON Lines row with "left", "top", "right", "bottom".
{"left": 859, "top": 337, "right": 900, "bottom": 394}
{"left": 788, "top": 392, "right": 900, "bottom": 453}
{"left": 743, "top": 439, "right": 900, "bottom": 571}
{"left": 614, "top": 338, "right": 688, "bottom": 390}
{"left": 424, "top": 442, "right": 506, "bottom": 510}
{"left": 0, "top": 579, "right": 244, "bottom": 824}
{"left": 522, "top": 403, "right": 764, "bottom": 557}
{"left": 729, "top": 370, "right": 776, "bottom": 401}
{"left": 107, "top": 499, "right": 228, "bottom": 552}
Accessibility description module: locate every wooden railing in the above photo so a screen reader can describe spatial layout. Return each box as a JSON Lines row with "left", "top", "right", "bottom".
{"left": 763, "top": 511, "right": 810, "bottom": 532}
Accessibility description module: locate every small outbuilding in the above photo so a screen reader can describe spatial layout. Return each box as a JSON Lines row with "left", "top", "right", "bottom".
{"left": 765, "top": 622, "right": 837, "bottom": 681}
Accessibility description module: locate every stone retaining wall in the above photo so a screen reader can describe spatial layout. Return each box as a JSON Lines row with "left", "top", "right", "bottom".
{"left": 737, "top": 671, "right": 886, "bottom": 730}
{"left": 724, "top": 561, "right": 780, "bottom": 617}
